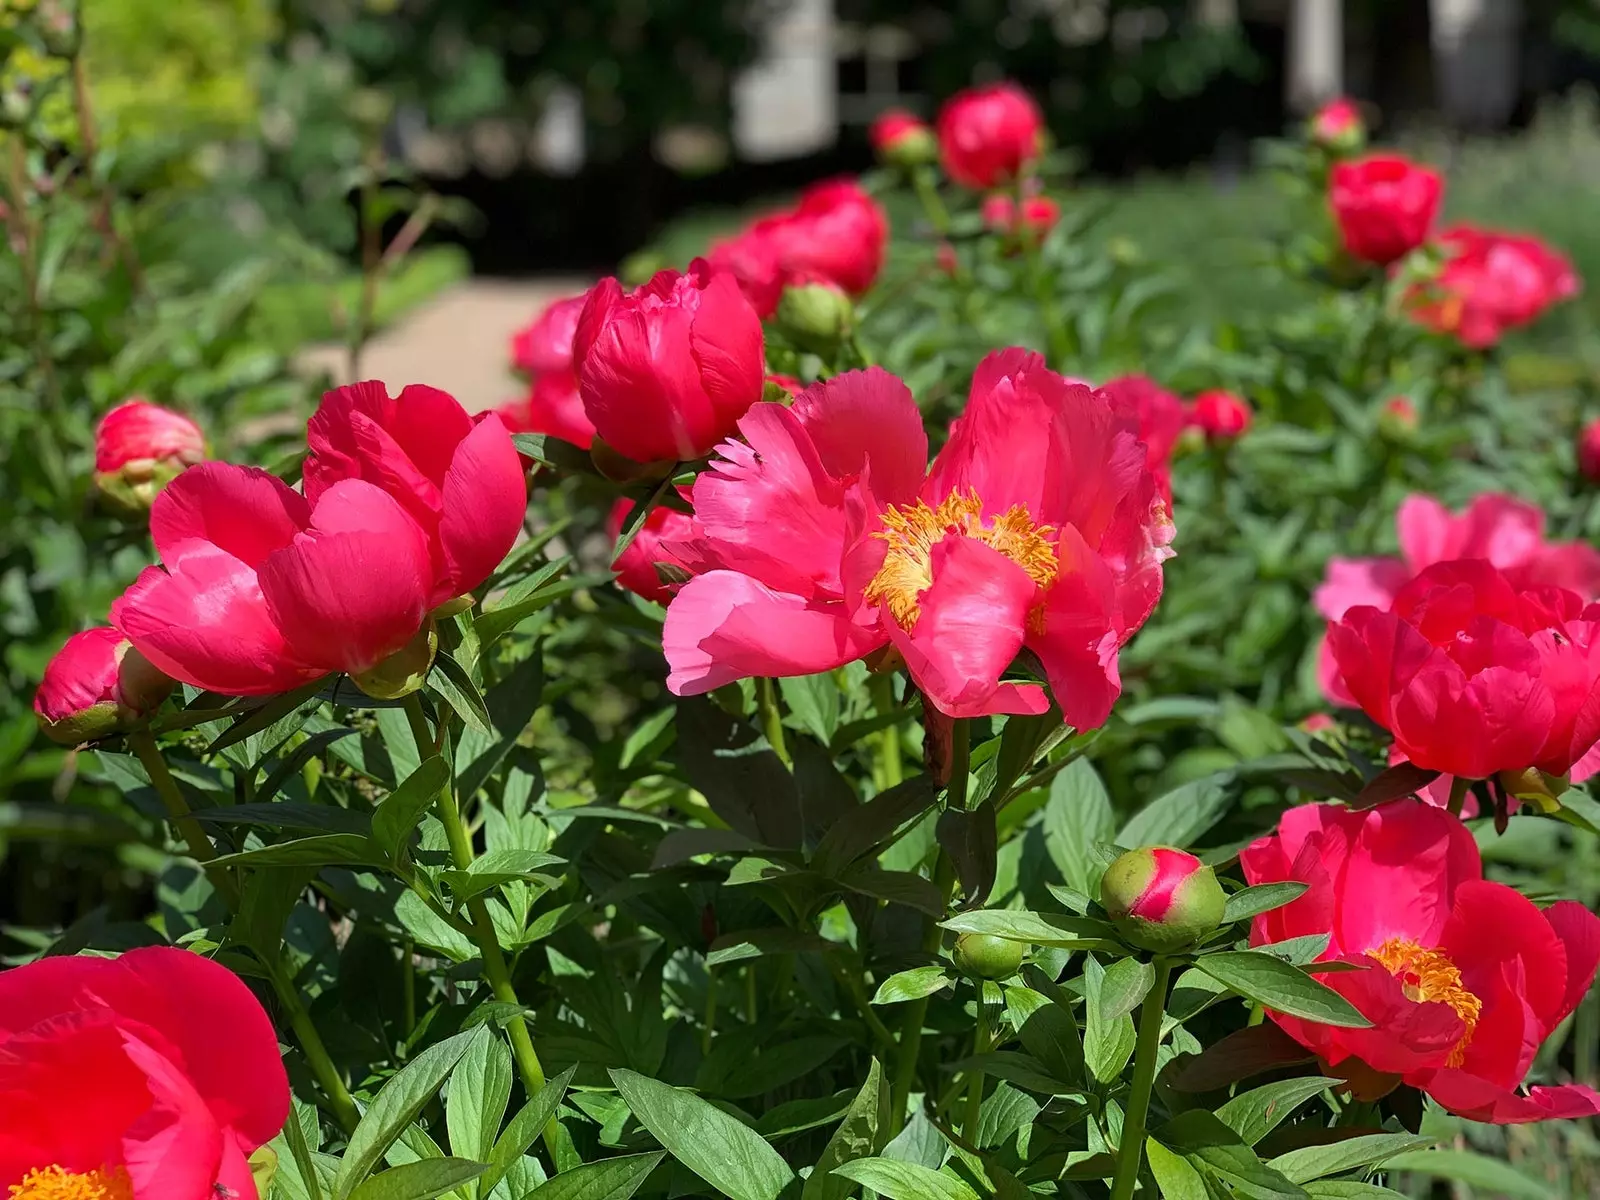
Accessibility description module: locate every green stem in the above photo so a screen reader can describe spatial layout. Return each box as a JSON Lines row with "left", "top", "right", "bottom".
{"left": 830, "top": 956, "right": 896, "bottom": 1052}
{"left": 871, "top": 674, "right": 903, "bottom": 790}
{"left": 911, "top": 165, "right": 951, "bottom": 236}
{"left": 401, "top": 937, "right": 416, "bottom": 1044}
{"left": 745, "top": 963, "right": 759, "bottom": 1024}
{"left": 402, "top": 695, "right": 558, "bottom": 1148}
{"left": 948, "top": 718, "right": 972, "bottom": 811}
{"left": 1109, "top": 957, "right": 1175, "bottom": 1200}
{"left": 128, "top": 731, "right": 359, "bottom": 1132}
{"left": 888, "top": 853, "right": 957, "bottom": 1133}
{"left": 270, "top": 960, "right": 362, "bottom": 1134}
{"left": 759, "top": 677, "right": 792, "bottom": 767}
{"left": 703, "top": 967, "right": 718, "bottom": 1054}
{"left": 960, "top": 986, "right": 991, "bottom": 1145}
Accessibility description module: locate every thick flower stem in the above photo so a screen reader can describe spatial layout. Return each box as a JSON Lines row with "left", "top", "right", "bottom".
{"left": 960, "top": 988, "right": 991, "bottom": 1144}
{"left": 1109, "top": 957, "right": 1175, "bottom": 1200}
{"left": 871, "top": 674, "right": 903, "bottom": 789}
{"left": 948, "top": 717, "right": 972, "bottom": 810}
{"left": 127, "top": 731, "right": 360, "bottom": 1132}
{"left": 759, "top": 677, "right": 792, "bottom": 767}
{"left": 888, "top": 852, "right": 957, "bottom": 1133}
{"left": 402, "top": 696, "right": 559, "bottom": 1150}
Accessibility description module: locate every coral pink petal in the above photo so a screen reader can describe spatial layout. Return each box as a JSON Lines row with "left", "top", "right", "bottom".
{"left": 215, "top": 1130, "right": 262, "bottom": 1200}
{"left": 1545, "top": 900, "right": 1600, "bottom": 1026}
{"left": 118, "top": 1027, "right": 226, "bottom": 1196}
{"left": 1441, "top": 880, "right": 1569, "bottom": 1033}
{"left": 1335, "top": 800, "right": 1482, "bottom": 953}
{"left": 112, "top": 556, "right": 321, "bottom": 697}
{"left": 1314, "top": 557, "right": 1410, "bottom": 623}
{"left": 791, "top": 367, "right": 928, "bottom": 505}
{"left": 382, "top": 384, "right": 474, "bottom": 487}
{"left": 925, "top": 348, "right": 1059, "bottom": 517}
{"left": 1325, "top": 958, "right": 1468, "bottom": 1073}
{"left": 692, "top": 403, "right": 847, "bottom": 596}
{"left": 1423, "top": 1072, "right": 1600, "bottom": 1123}
{"left": 664, "top": 572, "right": 885, "bottom": 695}
{"left": 437, "top": 413, "right": 527, "bottom": 599}
{"left": 1455, "top": 493, "right": 1547, "bottom": 568}
{"left": 257, "top": 482, "right": 433, "bottom": 675}
{"left": 1029, "top": 524, "right": 1123, "bottom": 729}
{"left": 302, "top": 381, "right": 395, "bottom": 503}
{"left": 889, "top": 535, "right": 1042, "bottom": 717}
{"left": 150, "top": 464, "right": 309, "bottom": 568}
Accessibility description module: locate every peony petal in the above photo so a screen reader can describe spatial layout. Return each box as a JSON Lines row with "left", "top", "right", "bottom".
{"left": 889, "top": 535, "right": 1044, "bottom": 718}
{"left": 1313, "top": 556, "right": 1410, "bottom": 622}
{"left": 1423, "top": 1071, "right": 1600, "bottom": 1124}
{"left": 688, "top": 265, "right": 766, "bottom": 433}
{"left": 790, "top": 367, "right": 927, "bottom": 506}
{"left": 112, "top": 555, "right": 322, "bottom": 697}
{"left": 1454, "top": 493, "right": 1547, "bottom": 569}
{"left": 1028, "top": 524, "right": 1123, "bottom": 730}
{"left": 384, "top": 384, "right": 474, "bottom": 488}
{"left": 1441, "top": 880, "right": 1569, "bottom": 1036}
{"left": 215, "top": 1130, "right": 262, "bottom": 1200}
{"left": 1336, "top": 800, "right": 1483, "bottom": 953}
{"left": 1324, "top": 957, "right": 1466, "bottom": 1075}
{"left": 257, "top": 482, "right": 433, "bottom": 675}
{"left": 691, "top": 403, "right": 848, "bottom": 597}
{"left": 580, "top": 304, "right": 719, "bottom": 462}
{"left": 1326, "top": 607, "right": 1438, "bottom": 736}
{"left": 118, "top": 1026, "right": 226, "bottom": 1198}
{"left": 1544, "top": 900, "right": 1600, "bottom": 1027}
{"left": 436, "top": 413, "right": 528, "bottom": 599}
{"left": 150, "top": 464, "right": 309, "bottom": 569}
{"left": 301, "top": 381, "right": 394, "bottom": 504}
{"left": 664, "top": 571, "right": 885, "bottom": 695}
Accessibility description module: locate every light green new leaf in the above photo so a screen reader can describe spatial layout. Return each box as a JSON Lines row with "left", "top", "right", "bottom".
{"left": 1268, "top": 1134, "right": 1435, "bottom": 1184}
{"left": 803, "top": 1058, "right": 886, "bottom": 1200}
{"left": 346, "top": 1159, "right": 485, "bottom": 1200}
{"left": 1197, "top": 951, "right": 1371, "bottom": 1027}
{"left": 523, "top": 1152, "right": 664, "bottom": 1200}
{"left": 830, "top": 1158, "right": 981, "bottom": 1200}
{"left": 1373, "top": 1149, "right": 1549, "bottom": 1199}
{"left": 1116, "top": 772, "right": 1233, "bottom": 849}
{"left": 939, "top": 909, "right": 1118, "bottom": 950}
{"left": 1145, "top": 1139, "right": 1208, "bottom": 1200}
{"left": 372, "top": 757, "right": 450, "bottom": 860}
{"left": 1222, "top": 882, "right": 1309, "bottom": 924}
{"left": 609, "top": 1068, "right": 794, "bottom": 1200}
{"left": 446, "top": 1028, "right": 513, "bottom": 1166}
{"left": 478, "top": 1066, "right": 575, "bottom": 1199}
{"left": 334, "top": 1028, "right": 483, "bottom": 1198}
{"left": 871, "top": 966, "right": 953, "bottom": 1005}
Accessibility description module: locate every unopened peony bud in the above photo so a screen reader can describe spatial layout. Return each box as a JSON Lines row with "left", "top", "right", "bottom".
{"left": 1379, "top": 396, "right": 1418, "bottom": 440}
{"left": 776, "top": 279, "right": 854, "bottom": 356}
{"left": 94, "top": 400, "right": 206, "bottom": 517}
{"left": 34, "top": 628, "right": 173, "bottom": 745}
{"left": 1189, "top": 390, "right": 1252, "bottom": 444}
{"left": 1100, "top": 847, "right": 1226, "bottom": 954}
{"left": 1309, "top": 97, "right": 1364, "bottom": 154}
{"left": 952, "top": 932, "right": 1025, "bottom": 980}
{"left": 869, "top": 109, "right": 938, "bottom": 168}
{"left": 1578, "top": 417, "right": 1600, "bottom": 486}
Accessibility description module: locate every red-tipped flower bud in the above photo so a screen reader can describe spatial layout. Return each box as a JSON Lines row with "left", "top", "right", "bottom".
{"left": 869, "top": 109, "right": 938, "bottom": 168}
{"left": 1188, "top": 390, "right": 1252, "bottom": 445}
{"left": 952, "top": 931, "right": 1025, "bottom": 980}
{"left": 1379, "top": 396, "right": 1418, "bottom": 440}
{"left": 1309, "top": 97, "right": 1365, "bottom": 154}
{"left": 1100, "top": 847, "right": 1226, "bottom": 954}
{"left": 1579, "top": 417, "right": 1600, "bottom": 486}
{"left": 34, "top": 628, "right": 174, "bottom": 745}
{"left": 93, "top": 400, "right": 207, "bottom": 517}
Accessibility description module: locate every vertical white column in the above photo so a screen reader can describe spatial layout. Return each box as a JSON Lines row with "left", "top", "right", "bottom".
{"left": 1287, "top": 0, "right": 1343, "bottom": 113}
{"left": 1431, "top": 0, "right": 1522, "bottom": 129}
{"left": 734, "top": 0, "right": 838, "bottom": 161}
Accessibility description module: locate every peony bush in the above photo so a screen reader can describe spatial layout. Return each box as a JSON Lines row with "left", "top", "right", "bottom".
{"left": 10, "top": 73, "right": 1600, "bottom": 1200}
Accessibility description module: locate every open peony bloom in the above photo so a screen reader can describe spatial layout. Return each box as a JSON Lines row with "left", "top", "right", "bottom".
{"left": 1315, "top": 492, "right": 1600, "bottom": 705}
{"left": 0, "top": 946, "right": 290, "bottom": 1198}
{"left": 574, "top": 262, "right": 766, "bottom": 463}
{"left": 94, "top": 400, "right": 207, "bottom": 515}
{"left": 1328, "top": 560, "right": 1600, "bottom": 780}
{"left": 935, "top": 82, "right": 1045, "bottom": 190}
{"left": 510, "top": 293, "right": 586, "bottom": 377}
{"left": 662, "top": 349, "right": 1173, "bottom": 723}
{"left": 33, "top": 627, "right": 173, "bottom": 745}
{"left": 1409, "top": 225, "right": 1579, "bottom": 349}
{"left": 709, "top": 180, "right": 888, "bottom": 316}
{"left": 609, "top": 497, "right": 696, "bottom": 605}
{"left": 1328, "top": 154, "right": 1441, "bottom": 266}
{"left": 1241, "top": 800, "right": 1600, "bottom": 1123}
{"left": 304, "top": 382, "right": 527, "bottom": 605}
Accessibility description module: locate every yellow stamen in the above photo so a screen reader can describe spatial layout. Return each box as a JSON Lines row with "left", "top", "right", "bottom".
{"left": 863, "top": 488, "right": 1058, "bottom": 630}
{"left": 8, "top": 1166, "right": 134, "bottom": 1200}
{"left": 1368, "top": 938, "right": 1482, "bottom": 1067}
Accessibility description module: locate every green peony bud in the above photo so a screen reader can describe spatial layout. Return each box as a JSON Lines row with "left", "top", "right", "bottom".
{"left": 1100, "top": 846, "right": 1226, "bottom": 954}
{"left": 775, "top": 281, "right": 854, "bottom": 356}
{"left": 952, "top": 932, "right": 1025, "bottom": 980}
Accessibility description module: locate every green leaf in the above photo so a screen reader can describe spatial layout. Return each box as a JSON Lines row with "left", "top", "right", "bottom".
{"left": 1117, "top": 772, "right": 1234, "bottom": 849}
{"left": 429, "top": 654, "right": 493, "bottom": 735}
{"left": 706, "top": 928, "right": 836, "bottom": 968}
{"left": 609, "top": 1068, "right": 795, "bottom": 1200}
{"left": 210, "top": 834, "right": 387, "bottom": 870}
{"left": 1043, "top": 758, "right": 1115, "bottom": 895}
{"left": 871, "top": 966, "right": 954, "bottom": 1005}
{"left": 456, "top": 651, "right": 545, "bottom": 799}
{"left": 231, "top": 866, "right": 314, "bottom": 957}
{"left": 206, "top": 679, "right": 326, "bottom": 753}
{"left": 1155, "top": 1112, "right": 1307, "bottom": 1200}
{"left": 480, "top": 1066, "right": 575, "bottom": 1199}
{"left": 1170, "top": 1024, "right": 1315, "bottom": 1092}
{"left": 372, "top": 757, "right": 450, "bottom": 860}
{"left": 940, "top": 909, "right": 1118, "bottom": 950}
{"left": 1223, "top": 882, "right": 1309, "bottom": 924}
{"left": 346, "top": 1160, "right": 485, "bottom": 1200}
{"left": 1268, "top": 1134, "right": 1435, "bottom": 1184}
{"left": 812, "top": 775, "right": 941, "bottom": 877}
{"left": 936, "top": 800, "right": 997, "bottom": 905}
{"left": 447, "top": 1028, "right": 513, "bottom": 1167}
{"left": 829, "top": 1159, "right": 981, "bottom": 1200}
{"left": 1009, "top": 985, "right": 1084, "bottom": 1088}
{"left": 1302, "top": 1184, "right": 1407, "bottom": 1199}
{"left": 334, "top": 1028, "right": 482, "bottom": 1198}
{"left": 1146, "top": 1139, "right": 1208, "bottom": 1200}
{"left": 1216, "top": 1076, "right": 1339, "bottom": 1145}
{"left": 441, "top": 848, "right": 565, "bottom": 902}
{"left": 196, "top": 802, "right": 371, "bottom": 836}
{"left": 780, "top": 673, "right": 841, "bottom": 745}
{"left": 474, "top": 574, "right": 593, "bottom": 649}
{"left": 1082, "top": 955, "right": 1137, "bottom": 1084}
{"left": 1097, "top": 957, "right": 1155, "bottom": 1024}
{"left": 1378, "top": 1150, "right": 1550, "bottom": 1200}
{"left": 258, "top": 728, "right": 358, "bottom": 804}
{"left": 803, "top": 1058, "right": 887, "bottom": 1200}
{"left": 1197, "top": 951, "right": 1372, "bottom": 1027}
{"left": 522, "top": 1153, "right": 664, "bottom": 1200}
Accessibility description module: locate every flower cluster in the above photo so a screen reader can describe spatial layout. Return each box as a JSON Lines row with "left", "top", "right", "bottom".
{"left": 500, "top": 293, "right": 593, "bottom": 448}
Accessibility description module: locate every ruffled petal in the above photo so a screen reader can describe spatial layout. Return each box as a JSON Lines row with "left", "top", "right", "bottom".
{"left": 664, "top": 572, "right": 885, "bottom": 695}
{"left": 118, "top": 1026, "right": 226, "bottom": 1199}
{"left": 150, "top": 464, "right": 308, "bottom": 568}
{"left": 1423, "top": 1071, "right": 1600, "bottom": 1123}
{"left": 1336, "top": 800, "right": 1484, "bottom": 953}
{"left": 384, "top": 384, "right": 474, "bottom": 488}
{"left": 1314, "top": 556, "right": 1410, "bottom": 622}
{"left": 791, "top": 367, "right": 927, "bottom": 506}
